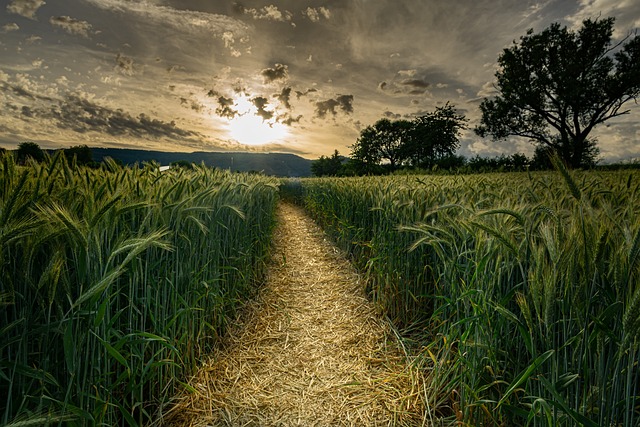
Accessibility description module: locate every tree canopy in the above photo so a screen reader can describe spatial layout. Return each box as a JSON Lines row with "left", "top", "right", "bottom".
{"left": 475, "top": 17, "right": 640, "bottom": 168}
{"left": 351, "top": 103, "right": 466, "bottom": 171}
{"left": 16, "top": 141, "right": 45, "bottom": 164}
{"left": 64, "top": 145, "right": 94, "bottom": 165}
{"left": 311, "top": 150, "right": 346, "bottom": 176}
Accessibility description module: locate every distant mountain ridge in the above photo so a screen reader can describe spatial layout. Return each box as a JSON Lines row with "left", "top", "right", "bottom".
{"left": 91, "top": 148, "right": 312, "bottom": 177}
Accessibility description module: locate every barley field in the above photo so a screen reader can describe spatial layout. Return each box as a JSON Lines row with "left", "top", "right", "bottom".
{"left": 0, "top": 153, "right": 278, "bottom": 426}
{"left": 281, "top": 164, "right": 640, "bottom": 426}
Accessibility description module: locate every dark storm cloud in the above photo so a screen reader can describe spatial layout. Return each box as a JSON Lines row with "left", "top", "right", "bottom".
{"left": 314, "top": 94, "right": 354, "bottom": 119}
{"left": 49, "top": 16, "right": 94, "bottom": 38}
{"left": 251, "top": 96, "right": 274, "bottom": 120}
{"left": 261, "top": 63, "right": 288, "bottom": 83}
{"left": 6, "top": 0, "right": 46, "bottom": 19}
{"left": 215, "top": 96, "right": 238, "bottom": 119}
{"left": 384, "top": 111, "right": 401, "bottom": 119}
{"left": 274, "top": 87, "right": 292, "bottom": 110}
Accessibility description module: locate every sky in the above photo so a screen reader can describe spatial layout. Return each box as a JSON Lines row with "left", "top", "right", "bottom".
{"left": 1, "top": 0, "right": 639, "bottom": 161}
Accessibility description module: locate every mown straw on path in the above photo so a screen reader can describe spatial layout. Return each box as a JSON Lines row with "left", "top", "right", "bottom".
{"left": 164, "top": 202, "right": 425, "bottom": 426}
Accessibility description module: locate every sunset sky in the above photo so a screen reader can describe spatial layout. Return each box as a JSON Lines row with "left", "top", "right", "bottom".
{"left": 1, "top": 0, "right": 639, "bottom": 161}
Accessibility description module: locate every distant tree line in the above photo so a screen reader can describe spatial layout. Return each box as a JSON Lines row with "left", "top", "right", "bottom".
{"left": 11, "top": 141, "right": 99, "bottom": 167}
{"left": 312, "top": 150, "right": 560, "bottom": 177}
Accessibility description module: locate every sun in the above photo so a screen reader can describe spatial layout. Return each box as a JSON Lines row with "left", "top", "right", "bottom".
{"left": 227, "top": 96, "right": 288, "bottom": 146}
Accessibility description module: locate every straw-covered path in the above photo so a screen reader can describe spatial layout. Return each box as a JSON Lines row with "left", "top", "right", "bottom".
{"left": 165, "top": 202, "right": 424, "bottom": 426}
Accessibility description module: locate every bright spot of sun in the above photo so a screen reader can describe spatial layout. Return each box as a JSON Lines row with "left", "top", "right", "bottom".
{"left": 227, "top": 96, "right": 288, "bottom": 145}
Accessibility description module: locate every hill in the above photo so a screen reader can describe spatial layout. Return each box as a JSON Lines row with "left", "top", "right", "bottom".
{"left": 91, "top": 148, "right": 312, "bottom": 177}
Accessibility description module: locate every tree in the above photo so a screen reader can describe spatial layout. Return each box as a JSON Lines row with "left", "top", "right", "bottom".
{"left": 475, "top": 17, "right": 640, "bottom": 168}
{"left": 351, "top": 105, "right": 466, "bottom": 173}
{"left": 405, "top": 102, "right": 467, "bottom": 168}
{"left": 311, "top": 150, "right": 345, "bottom": 176}
{"left": 351, "top": 119, "right": 412, "bottom": 170}
{"left": 64, "top": 144, "right": 93, "bottom": 165}
{"left": 16, "top": 141, "right": 45, "bottom": 164}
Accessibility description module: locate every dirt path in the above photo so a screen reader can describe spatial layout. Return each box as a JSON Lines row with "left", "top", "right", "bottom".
{"left": 166, "top": 202, "right": 424, "bottom": 426}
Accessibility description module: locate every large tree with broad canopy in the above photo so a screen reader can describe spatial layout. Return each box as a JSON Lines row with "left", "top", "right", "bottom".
{"left": 475, "top": 17, "right": 640, "bottom": 168}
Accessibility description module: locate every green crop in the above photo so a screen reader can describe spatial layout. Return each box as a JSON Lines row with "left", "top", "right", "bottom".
{"left": 0, "top": 153, "right": 278, "bottom": 426}
{"left": 282, "top": 165, "right": 640, "bottom": 426}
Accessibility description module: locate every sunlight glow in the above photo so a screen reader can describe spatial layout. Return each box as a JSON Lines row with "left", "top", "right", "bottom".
{"left": 227, "top": 96, "right": 288, "bottom": 145}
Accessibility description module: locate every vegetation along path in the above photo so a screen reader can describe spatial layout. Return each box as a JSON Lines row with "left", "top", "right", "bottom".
{"left": 165, "top": 202, "right": 424, "bottom": 426}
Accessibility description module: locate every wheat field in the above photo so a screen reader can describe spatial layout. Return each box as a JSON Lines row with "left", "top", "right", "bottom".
{"left": 281, "top": 163, "right": 640, "bottom": 426}
{"left": 0, "top": 153, "right": 278, "bottom": 426}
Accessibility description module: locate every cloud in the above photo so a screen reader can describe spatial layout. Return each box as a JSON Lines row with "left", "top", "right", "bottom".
{"left": 6, "top": 0, "right": 46, "bottom": 19}
{"left": 20, "top": 105, "right": 34, "bottom": 118}
{"left": 241, "top": 4, "right": 293, "bottom": 22}
{"left": 314, "top": 94, "right": 354, "bottom": 118}
{"left": 2, "top": 23, "right": 20, "bottom": 33}
{"left": 215, "top": 95, "right": 238, "bottom": 119}
{"left": 222, "top": 31, "right": 242, "bottom": 57}
{"left": 9, "top": 91, "right": 201, "bottom": 140}
{"left": 473, "top": 80, "right": 498, "bottom": 100}
{"left": 55, "top": 95, "right": 200, "bottom": 139}
{"left": 189, "top": 100, "right": 205, "bottom": 113}
{"left": 303, "top": 7, "right": 331, "bottom": 22}
{"left": 399, "top": 78, "right": 430, "bottom": 94}
{"left": 84, "top": 0, "right": 250, "bottom": 48}
{"left": 261, "top": 63, "right": 288, "bottom": 83}
{"left": 567, "top": 0, "right": 640, "bottom": 37}
{"left": 0, "top": 81, "right": 54, "bottom": 102}
{"left": 114, "top": 53, "right": 135, "bottom": 76}
{"left": 398, "top": 69, "right": 418, "bottom": 77}
{"left": 251, "top": 96, "right": 274, "bottom": 120}
{"left": 49, "top": 16, "right": 94, "bottom": 38}
{"left": 400, "top": 79, "right": 430, "bottom": 88}
{"left": 278, "top": 113, "right": 302, "bottom": 126}
{"left": 336, "top": 94, "right": 354, "bottom": 114}
{"left": 295, "top": 88, "right": 317, "bottom": 99}
{"left": 274, "top": 87, "right": 292, "bottom": 109}
{"left": 378, "top": 71, "right": 435, "bottom": 96}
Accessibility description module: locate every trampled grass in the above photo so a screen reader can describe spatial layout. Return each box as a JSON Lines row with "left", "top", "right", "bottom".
{"left": 0, "top": 153, "right": 278, "bottom": 426}
{"left": 281, "top": 167, "right": 640, "bottom": 426}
